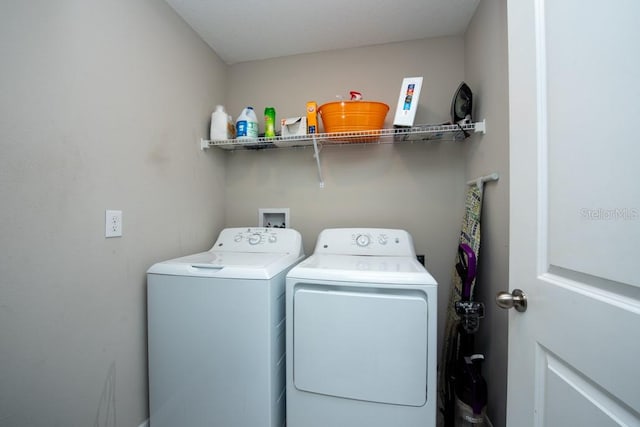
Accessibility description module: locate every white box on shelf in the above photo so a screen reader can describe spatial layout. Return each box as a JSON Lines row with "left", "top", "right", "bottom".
{"left": 281, "top": 117, "right": 307, "bottom": 137}
{"left": 393, "top": 77, "right": 423, "bottom": 127}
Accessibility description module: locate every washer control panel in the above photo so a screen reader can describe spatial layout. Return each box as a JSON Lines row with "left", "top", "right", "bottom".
{"left": 315, "top": 228, "right": 416, "bottom": 257}
{"left": 211, "top": 227, "right": 302, "bottom": 254}
{"left": 352, "top": 231, "right": 401, "bottom": 248}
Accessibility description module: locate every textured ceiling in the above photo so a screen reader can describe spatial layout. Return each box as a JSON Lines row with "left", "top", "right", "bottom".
{"left": 165, "top": 0, "right": 480, "bottom": 64}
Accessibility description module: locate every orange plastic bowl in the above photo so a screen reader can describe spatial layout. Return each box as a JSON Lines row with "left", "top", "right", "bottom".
{"left": 318, "top": 101, "right": 390, "bottom": 134}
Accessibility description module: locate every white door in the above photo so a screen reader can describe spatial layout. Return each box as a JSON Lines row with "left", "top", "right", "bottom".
{"left": 293, "top": 287, "right": 428, "bottom": 406}
{"left": 506, "top": 1, "right": 640, "bottom": 426}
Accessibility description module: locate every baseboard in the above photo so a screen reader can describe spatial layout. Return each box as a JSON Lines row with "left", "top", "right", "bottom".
{"left": 138, "top": 415, "right": 493, "bottom": 427}
{"left": 140, "top": 415, "right": 488, "bottom": 427}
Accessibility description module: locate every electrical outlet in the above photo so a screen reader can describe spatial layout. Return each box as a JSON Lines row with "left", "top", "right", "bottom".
{"left": 105, "top": 210, "right": 122, "bottom": 238}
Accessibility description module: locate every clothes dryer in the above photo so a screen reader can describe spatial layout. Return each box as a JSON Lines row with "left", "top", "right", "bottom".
{"left": 147, "top": 227, "right": 304, "bottom": 427}
{"left": 286, "top": 228, "right": 437, "bottom": 427}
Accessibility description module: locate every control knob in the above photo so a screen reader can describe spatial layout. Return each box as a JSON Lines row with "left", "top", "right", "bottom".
{"left": 248, "top": 233, "right": 262, "bottom": 245}
{"left": 355, "top": 234, "right": 371, "bottom": 247}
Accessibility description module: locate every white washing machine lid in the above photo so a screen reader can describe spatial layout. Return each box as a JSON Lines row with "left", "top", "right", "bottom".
{"left": 287, "top": 253, "right": 437, "bottom": 285}
{"left": 147, "top": 250, "right": 304, "bottom": 280}
{"left": 147, "top": 227, "right": 305, "bottom": 279}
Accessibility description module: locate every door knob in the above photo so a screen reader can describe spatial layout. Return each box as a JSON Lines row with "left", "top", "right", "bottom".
{"left": 495, "top": 289, "right": 527, "bottom": 312}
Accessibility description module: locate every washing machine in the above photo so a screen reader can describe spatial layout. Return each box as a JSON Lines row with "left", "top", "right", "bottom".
{"left": 147, "top": 227, "right": 304, "bottom": 427}
{"left": 285, "top": 228, "right": 438, "bottom": 427}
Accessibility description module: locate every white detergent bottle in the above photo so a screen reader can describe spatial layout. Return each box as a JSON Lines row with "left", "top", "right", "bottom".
{"left": 210, "top": 105, "right": 229, "bottom": 140}
{"left": 236, "top": 106, "right": 258, "bottom": 140}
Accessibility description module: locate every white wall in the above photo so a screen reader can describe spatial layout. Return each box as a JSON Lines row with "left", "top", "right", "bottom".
{"left": 223, "top": 37, "right": 470, "bottom": 366}
{"left": 0, "top": 1, "right": 227, "bottom": 425}
{"left": 464, "top": 0, "right": 510, "bottom": 425}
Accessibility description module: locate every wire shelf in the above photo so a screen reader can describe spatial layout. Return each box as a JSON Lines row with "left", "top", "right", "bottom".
{"left": 200, "top": 120, "right": 485, "bottom": 151}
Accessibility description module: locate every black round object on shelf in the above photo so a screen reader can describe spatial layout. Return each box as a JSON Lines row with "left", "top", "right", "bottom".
{"left": 451, "top": 82, "right": 473, "bottom": 124}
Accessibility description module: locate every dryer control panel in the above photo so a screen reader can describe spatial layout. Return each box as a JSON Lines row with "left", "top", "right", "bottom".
{"left": 313, "top": 228, "right": 417, "bottom": 257}
{"left": 210, "top": 227, "right": 303, "bottom": 255}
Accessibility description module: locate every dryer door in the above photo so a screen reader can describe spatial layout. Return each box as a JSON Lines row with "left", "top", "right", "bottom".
{"left": 293, "top": 285, "right": 428, "bottom": 406}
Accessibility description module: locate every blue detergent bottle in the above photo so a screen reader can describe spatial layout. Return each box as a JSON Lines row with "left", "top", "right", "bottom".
{"left": 236, "top": 107, "right": 258, "bottom": 140}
